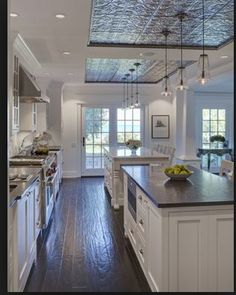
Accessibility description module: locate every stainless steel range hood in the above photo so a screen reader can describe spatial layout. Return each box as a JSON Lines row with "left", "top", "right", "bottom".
{"left": 19, "top": 65, "right": 50, "bottom": 103}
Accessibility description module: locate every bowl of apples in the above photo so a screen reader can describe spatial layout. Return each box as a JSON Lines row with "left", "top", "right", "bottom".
{"left": 164, "top": 164, "right": 193, "bottom": 180}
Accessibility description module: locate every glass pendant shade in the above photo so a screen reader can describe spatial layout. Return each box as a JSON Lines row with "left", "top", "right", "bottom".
{"left": 161, "top": 76, "right": 172, "bottom": 96}
{"left": 176, "top": 66, "right": 188, "bottom": 90}
{"left": 197, "top": 53, "right": 210, "bottom": 85}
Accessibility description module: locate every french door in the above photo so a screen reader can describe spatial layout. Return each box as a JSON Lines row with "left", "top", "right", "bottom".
{"left": 82, "top": 107, "right": 110, "bottom": 176}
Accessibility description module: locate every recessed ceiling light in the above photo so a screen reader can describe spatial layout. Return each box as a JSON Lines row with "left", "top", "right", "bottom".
{"left": 63, "top": 51, "right": 71, "bottom": 55}
{"left": 68, "top": 73, "right": 74, "bottom": 75}
{"left": 140, "top": 52, "right": 155, "bottom": 57}
{"left": 10, "top": 13, "right": 19, "bottom": 17}
{"left": 220, "top": 55, "right": 228, "bottom": 59}
{"left": 43, "top": 72, "right": 50, "bottom": 75}
{"left": 56, "top": 14, "right": 65, "bottom": 19}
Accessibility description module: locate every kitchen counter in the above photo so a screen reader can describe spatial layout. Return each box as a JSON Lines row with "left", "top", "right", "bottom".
{"left": 104, "top": 146, "right": 169, "bottom": 159}
{"left": 122, "top": 165, "right": 234, "bottom": 208}
{"left": 9, "top": 167, "right": 42, "bottom": 207}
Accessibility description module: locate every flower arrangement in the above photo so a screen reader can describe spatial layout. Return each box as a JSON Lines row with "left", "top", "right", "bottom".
{"left": 210, "top": 135, "right": 225, "bottom": 143}
{"left": 125, "top": 139, "right": 142, "bottom": 150}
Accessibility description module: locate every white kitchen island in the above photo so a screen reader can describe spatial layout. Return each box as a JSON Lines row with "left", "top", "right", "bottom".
{"left": 103, "top": 146, "right": 169, "bottom": 209}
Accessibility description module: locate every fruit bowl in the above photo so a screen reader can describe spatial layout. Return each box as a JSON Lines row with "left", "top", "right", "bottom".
{"left": 163, "top": 164, "right": 194, "bottom": 180}
{"left": 164, "top": 171, "right": 193, "bottom": 180}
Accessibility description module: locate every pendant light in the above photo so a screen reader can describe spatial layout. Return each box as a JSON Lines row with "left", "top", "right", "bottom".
{"left": 121, "top": 77, "right": 126, "bottom": 109}
{"left": 129, "top": 68, "right": 135, "bottom": 108}
{"left": 125, "top": 73, "right": 130, "bottom": 109}
{"left": 161, "top": 29, "right": 172, "bottom": 96}
{"left": 134, "top": 62, "right": 141, "bottom": 107}
{"left": 197, "top": 0, "right": 210, "bottom": 85}
{"left": 176, "top": 13, "right": 188, "bottom": 91}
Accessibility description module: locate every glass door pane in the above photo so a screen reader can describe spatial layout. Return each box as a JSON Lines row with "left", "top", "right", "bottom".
{"left": 82, "top": 107, "right": 110, "bottom": 176}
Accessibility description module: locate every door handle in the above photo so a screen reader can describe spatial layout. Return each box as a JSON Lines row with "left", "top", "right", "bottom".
{"left": 82, "top": 137, "right": 85, "bottom": 147}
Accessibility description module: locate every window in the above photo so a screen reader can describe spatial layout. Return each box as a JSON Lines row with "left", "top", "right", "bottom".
{"left": 202, "top": 108, "right": 226, "bottom": 148}
{"left": 117, "top": 108, "right": 141, "bottom": 144}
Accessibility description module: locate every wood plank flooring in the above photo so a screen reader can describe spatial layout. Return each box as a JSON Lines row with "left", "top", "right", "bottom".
{"left": 24, "top": 177, "right": 151, "bottom": 292}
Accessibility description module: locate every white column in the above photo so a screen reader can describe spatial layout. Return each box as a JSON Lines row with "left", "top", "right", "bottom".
{"left": 174, "top": 89, "right": 200, "bottom": 167}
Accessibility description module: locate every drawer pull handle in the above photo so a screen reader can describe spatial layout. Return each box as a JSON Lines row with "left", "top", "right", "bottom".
{"left": 139, "top": 219, "right": 144, "bottom": 226}
{"left": 138, "top": 195, "right": 142, "bottom": 201}
{"left": 139, "top": 249, "right": 144, "bottom": 255}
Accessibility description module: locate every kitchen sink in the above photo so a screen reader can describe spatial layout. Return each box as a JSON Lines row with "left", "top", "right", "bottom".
{"left": 10, "top": 184, "right": 18, "bottom": 192}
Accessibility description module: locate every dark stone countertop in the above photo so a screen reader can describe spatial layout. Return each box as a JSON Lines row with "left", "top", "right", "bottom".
{"left": 9, "top": 167, "right": 42, "bottom": 207}
{"left": 122, "top": 165, "right": 234, "bottom": 208}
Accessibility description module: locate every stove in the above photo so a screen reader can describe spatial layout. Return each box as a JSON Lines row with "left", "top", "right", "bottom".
{"left": 10, "top": 153, "right": 57, "bottom": 229}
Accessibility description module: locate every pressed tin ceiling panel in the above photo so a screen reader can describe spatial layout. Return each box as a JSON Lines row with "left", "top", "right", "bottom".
{"left": 88, "top": 0, "right": 234, "bottom": 48}
{"left": 85, "top": 58, "right": 196, "bottom": 83}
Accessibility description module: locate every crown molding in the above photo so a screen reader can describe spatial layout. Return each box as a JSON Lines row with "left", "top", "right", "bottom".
{"left": 13, "top": 33, "right": 41, "bottom": 74}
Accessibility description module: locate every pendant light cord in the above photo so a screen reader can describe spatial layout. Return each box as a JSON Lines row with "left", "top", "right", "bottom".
{"left": 202, "top": 0, "right": 205, "bottom": 71}
{"left": 180, "top": 16, "right": 183, "bottom": 83}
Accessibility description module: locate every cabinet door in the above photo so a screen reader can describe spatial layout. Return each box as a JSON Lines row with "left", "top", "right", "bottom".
{"left": 208, "top": 211, "right": 234, "bottom": 292}
{"left": 16, "top": 195, "right": 28, "bottom": 290}
{"left": 34, "top": 182, "right": 41, "bottom": 239}
{"left": 168, "top": 211, "right": 208, "bottom": 292}
{"left": 146, "top": 203, "right": 163, "bottom": 292}
{"left": 27, "top": 190, "right": 35, "bottom": 258}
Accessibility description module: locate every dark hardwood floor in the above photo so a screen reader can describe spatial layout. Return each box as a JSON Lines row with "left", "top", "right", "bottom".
{"left": 24, "top": 177, "right": 151, "bottom": 292}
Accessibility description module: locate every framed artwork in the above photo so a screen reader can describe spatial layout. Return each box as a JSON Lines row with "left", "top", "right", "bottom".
{"left": 151, "top": 115, "right": 170, "bottom": 139}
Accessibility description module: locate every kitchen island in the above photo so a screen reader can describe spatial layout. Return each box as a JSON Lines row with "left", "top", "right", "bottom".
{"left": 122, "top": 165, "right": 234, "bottom": 292}
{"left": 103, "top": 147, "right": 169, "bottom": 209}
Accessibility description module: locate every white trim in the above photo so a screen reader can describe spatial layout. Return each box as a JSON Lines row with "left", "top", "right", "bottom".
{"left": 13, "top": 34, "right": 41, "bottom": 74}
{"left": 62, "top": 171, "right": 81, "bottom": 178}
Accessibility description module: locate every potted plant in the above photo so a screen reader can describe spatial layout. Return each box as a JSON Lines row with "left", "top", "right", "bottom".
{"left": 210, "top": 134, "right": 225, "bottom": 148}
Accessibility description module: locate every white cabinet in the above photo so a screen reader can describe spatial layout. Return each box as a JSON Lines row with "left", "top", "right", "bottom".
{"left": 168, "top": 211, "right": 209, "bottom": 292}
{"left": 11, "top": 178, "right": 41, "bottom": 292}
{"left": 123, "top": 175, "right": 234, "bottom": 292}
{"left": 12, "top": 55, "right": 19, "bottom": 131}
{"left": 146, "top": 202, "right": 164, "bottom": 292}
{"left": 19, "top": 102, "right": 37, "bottom": 131}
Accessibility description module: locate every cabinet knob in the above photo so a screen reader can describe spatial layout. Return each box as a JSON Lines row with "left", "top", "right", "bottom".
{"left": 139, "top": 219, "right": 144, "bottom": 226}
{"left": 139, "top": 249, "right": 144, "bottom": 255}
{"left": 130, "top": 229, "right": 134, "bottom": 234}
{"left": 138, "top": 195, "right": 142, "bottom": 201}
{"left": 36, "top": 222, "right": 40, "bottom": 228}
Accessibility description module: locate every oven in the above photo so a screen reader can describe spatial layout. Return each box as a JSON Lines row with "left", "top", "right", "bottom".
{"left": 127, "top": 177, "right": 136, "bottom": 222}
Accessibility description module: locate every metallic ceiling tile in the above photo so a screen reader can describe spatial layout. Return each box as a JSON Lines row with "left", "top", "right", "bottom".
{"left": 89, "top": 0, "right": 234, "bottom": 48}
{"left": 85, "top": 58, "right": 196, "bottom": 83}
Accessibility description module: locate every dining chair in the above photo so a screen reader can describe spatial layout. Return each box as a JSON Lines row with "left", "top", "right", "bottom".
{"left": 219, "top": 159, "right": 234, "bottom": 181}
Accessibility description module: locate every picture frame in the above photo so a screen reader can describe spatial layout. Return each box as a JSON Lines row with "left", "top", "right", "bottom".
{"left": 151, "top": 115, "right": 170, "bottom": 139}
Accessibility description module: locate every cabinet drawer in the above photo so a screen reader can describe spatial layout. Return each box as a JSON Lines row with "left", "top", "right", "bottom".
{"left": 136, "top": 187, "right": 148, "bottom": 211}
{"left": 127, "top": 213, "right": 137, "bottom": 250}
{"left": 137, "top": 205, "right": 147, "bottom": 241}
{"left": 136, "top": 230, "right": 147, "bottom": 273}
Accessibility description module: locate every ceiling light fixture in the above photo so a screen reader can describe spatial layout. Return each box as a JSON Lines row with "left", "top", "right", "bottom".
{"left": 63, "top": 51, "right": 71, "bottom": 55}
{"left": 121, "top": 77, "right": 126, "bottom": 109}
{"left": 197, "top": 0, "right": 210, "bottom": 85}
{"left": 129, "top": 68, "right": 135, "bottom": 109}
{"left": 10, "top": 12, "right": 19, "bottom": 17}
{"left": 220, "top": 55, "right": 228, "bottom": 59}
{"left": 68, "top": 72, "right": 74, "bottom": 75}
{"left": 56, "top": 14, "right": 65, "bottom": 19}
{"left": 134, "top": 62, "right": 141, "bottom": 107}
{"left": 125, "top": 73, "right": 130, "bottom": 109}
{"left": 176, "top": 12, "right": 188, "bottom": 91}
{"left": 161, "top": 30, "right": 172, "bottom": 97}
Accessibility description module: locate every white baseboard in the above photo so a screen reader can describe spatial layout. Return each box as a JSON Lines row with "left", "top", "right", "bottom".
{"left": 62, "top": 171, "right": 81, "bottom": 178}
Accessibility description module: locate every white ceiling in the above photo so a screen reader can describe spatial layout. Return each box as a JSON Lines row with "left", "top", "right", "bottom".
{"left": 10, "top": 0, "right": 234, "bottom": 93}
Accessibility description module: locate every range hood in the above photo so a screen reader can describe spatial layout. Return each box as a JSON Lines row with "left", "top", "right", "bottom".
{"left": 19, "top": 65, "right": 50, "bottom": 103}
